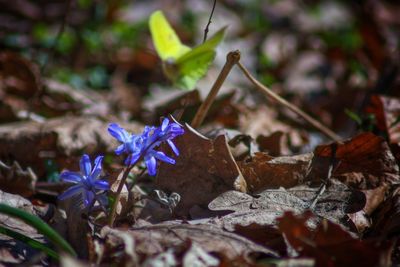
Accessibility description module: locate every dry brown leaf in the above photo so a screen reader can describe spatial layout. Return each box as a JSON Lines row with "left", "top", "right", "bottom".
{"left": 156, "top": 123, "right": 247, "bottom": 216}
{"left": 0, "top": 160, "right": 37, "bottom": 197}
{"left": 0, "top": 52, "right": 41, "bottom": 97}
{"left": 256, "top": 131, "right": 285, "bottom": 156}
{"left": 208, "top": 180, "right": 364, "bottom": 231}
{"left": 99, "top": 223, "right": 278, "bottom": 264}
{"left": 314, "top": 132, "right": 399, "bottom": 189}
{"left": 238, "top": 152, "right": 312, "bottom": 193}
{"left": 313, "top": 132, "right": 400, "bottom": 229}
{"left": 277, "top": 211, "right": 392, "bottom": 267}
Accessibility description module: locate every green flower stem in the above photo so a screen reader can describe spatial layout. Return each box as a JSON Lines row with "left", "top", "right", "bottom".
{"left": 0, "top": 204, "right": 77, "bottom": 257}
{"left": 0, "top": 225, "right": 59, "bottom": 260}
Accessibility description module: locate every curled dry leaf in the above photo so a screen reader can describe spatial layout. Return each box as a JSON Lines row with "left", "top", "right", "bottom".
{"left": 314, "top": 132, "right": 399, "bottom": 189}
{"left": 277, "top": 211, "right": 392, "bottom": 267}
{"left": 156, "top": 123, "right": 247, "bottom": 216}
{"left": 238, "top": 152, "right": 312, "bottom": 193}
{"left": 208, "top": 180, "right": 365, "bottom": 231}
{"left": 0, "top": 160, "right": 37, "bottom": 197}
{"left": 313, "top": 132, "right": 400, "bottom": 230}
{"left": 99, "top": 223, "right": 278, "bottom": 264}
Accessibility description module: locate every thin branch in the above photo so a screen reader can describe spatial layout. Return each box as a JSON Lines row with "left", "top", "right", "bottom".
{"left": 41, "top": 0, "right": 72, "bottom": 74}
{"left": 203, "top": 0, "right": 217, "bottom": 43}
{"left": 236, "top": 61, "right": 341, "bottom": 142}
{"left": 108, "top": 165, "right": 134, "bottom": 227}
{"left": 191, "top": 50, "right": 240, "bottom": 128}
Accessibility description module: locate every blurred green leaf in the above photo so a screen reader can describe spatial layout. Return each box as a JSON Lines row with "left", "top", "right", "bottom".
{"left": 88, "top": 65, "right": 109, "bottom": 89}
{"left": 0, "top": 204, "right": 76, "bottom": 257}
{"left": 0, "top": 225, "right": 59, "bottom": 260}
{"left": 82, "top": 29, "right": 103, "bottom": 52}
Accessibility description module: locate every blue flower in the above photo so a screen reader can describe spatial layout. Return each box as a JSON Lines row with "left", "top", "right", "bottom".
{"left": 108, "top": 118, "right": 184, "bottom": 176}
{"left": 58, "top": 154, "right": 109, "bottom": 208}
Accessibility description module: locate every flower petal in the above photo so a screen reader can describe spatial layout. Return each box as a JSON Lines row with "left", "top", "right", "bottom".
{"left": 91, "top": 155, "right": 103, "bottom": 180}
{"left": 108, "top": 123, "right": 130, "bottom": 143}
{"left": 169, "top": 123, "right": 184, "bottom": 137}
{"left": 167, "top": 140, "right": 179, "bottom": 156}
{"left": 94, "top": 180, "right": 109, "bottom": 190}
{"left": 125, "top": 151, "right": 141, "bottom": 166}
{"left": 58, "top": 185, "right": 82, "bottom": 200}
{"left": 153, "top": 151, "right": 175, "bottom": 164}
{"left": 60, "top": 171, "right": 82, "bottom": 184}
{"left": 115, "top": 144, "right": 125, "bottom": 155}
{"left": 145, "top": 156, "right": 157, "bottom": 176}
{"left": 161, "top": 118, "right": 169, "bottom": 131}
{"left": 83, "top": 190, "right": 95, "bottom": 207}
{"left": 80, "top": 154, "right": 92, "bottom": 177}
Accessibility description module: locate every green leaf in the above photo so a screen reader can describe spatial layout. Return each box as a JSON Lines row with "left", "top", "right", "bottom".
{"left": 0, "top": 204, "right": 77, "bottom": 257}
{"left": 149, "top": 10, "right": 226, "bottom": 90}
{"left": 0, "top": 225, "right": 59, "bottom": 260}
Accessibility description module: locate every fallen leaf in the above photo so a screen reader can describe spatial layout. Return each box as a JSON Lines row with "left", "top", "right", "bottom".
{"left": 0, "top": 160, "right": 37, "bottom": 197}
{"left": 256, "top": 131, "right": 285, "bottom": 156}
{"left": 100, "top": 223, "right": 278, "bottom": 264}
{"left": 182, "top": 241, "right": 220, "bottom": 267}
{"left": 238, "top": 152, "right": 312, "bottom": 193}
{"left": 314, "top": 132, "right": 399, "bottom": 189}
{"left": 208, "top": 180, "right": 364, "bottom": 230}
{"left": 312, "top": 132, "right": 400, "bottom": 229}
{"left": 156, "top": 123, "right": 247, "bottom": 216}
{"left": 0, "top": 52, "right": 41, "bottom": 97}
{"left": 277, "top": 211, "right": 392, "bottom": 267}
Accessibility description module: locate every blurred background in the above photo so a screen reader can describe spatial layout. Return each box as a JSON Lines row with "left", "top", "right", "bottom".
{"left": 0, "top": 0, "right": 399, "bottom": 152}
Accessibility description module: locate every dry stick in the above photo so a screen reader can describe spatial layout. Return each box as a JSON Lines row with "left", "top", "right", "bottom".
{"left": 191, "top": 50, "right": 241, "bottom": 128}
{"left": 108, "top": 165, "right": 134, "bottom": 227}
{"left": 236, "top": 61, "right": 341, "bottom": 142}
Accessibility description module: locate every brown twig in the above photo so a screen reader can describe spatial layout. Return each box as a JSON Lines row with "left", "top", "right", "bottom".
{"left": 108, "top": 165, "right": 134, "bottom": 227}
{"left": 236, "top": 61, "right": 341, "bottom": 142}
{"left": 191, "top": 50, "right": 240, "bottom": 128}
{"left": 203, "top": 0, "right": 217, "bottom": 43}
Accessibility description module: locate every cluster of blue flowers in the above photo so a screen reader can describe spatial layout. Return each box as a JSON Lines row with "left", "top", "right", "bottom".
{"left": 108, "top": 118, "right": 184, "bottom": 175}
{"left": 58, "top": 118, "right": 184, "bottom": 208}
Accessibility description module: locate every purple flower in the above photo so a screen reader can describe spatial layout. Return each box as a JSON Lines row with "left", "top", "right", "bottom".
{"left": 58, "top": 154, "right": 109, "bottom": 208}
{"left": 108, "top": 118, "right": 184, "bottom": 176}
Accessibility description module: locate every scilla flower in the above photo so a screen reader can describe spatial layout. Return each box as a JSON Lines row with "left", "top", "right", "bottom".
{"left": 58, "top": 154, "right": 109, "bottom": 208}
{"left": 108, "top": 118, "right": 184, "bottom": 175}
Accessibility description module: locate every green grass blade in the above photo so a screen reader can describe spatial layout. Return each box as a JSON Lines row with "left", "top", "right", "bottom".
{"left": 0, "top": 225, "right": 59, "bottom": 260}
{"left": 0, "top": 204, "right": 77, "bottom": 257}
